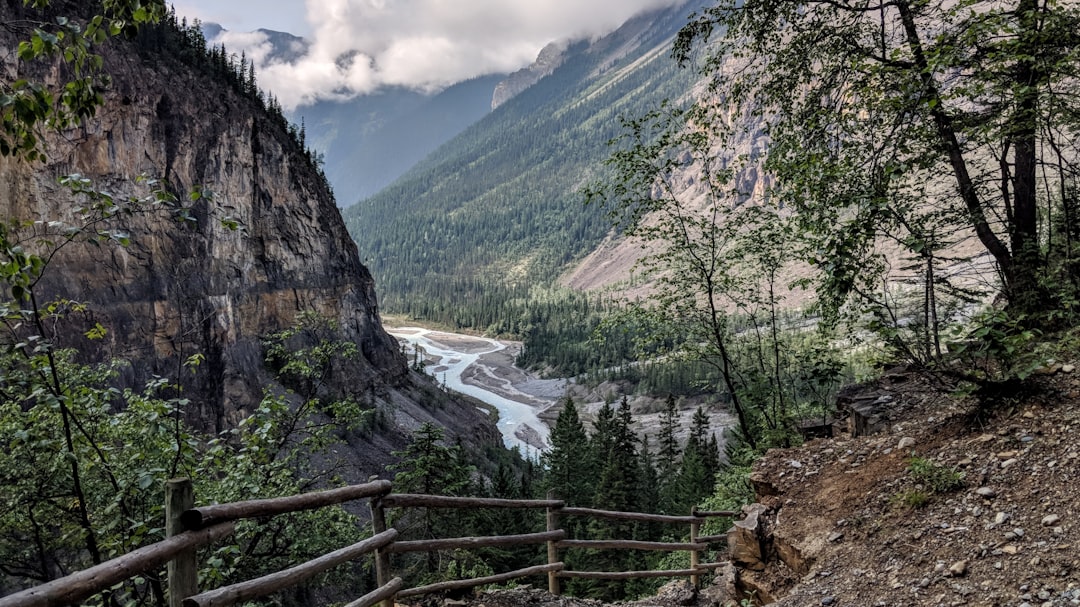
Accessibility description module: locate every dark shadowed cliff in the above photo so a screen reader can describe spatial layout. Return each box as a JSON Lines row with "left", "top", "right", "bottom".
{"left": 0, "top": 0, "right": 501, "bottom": 470}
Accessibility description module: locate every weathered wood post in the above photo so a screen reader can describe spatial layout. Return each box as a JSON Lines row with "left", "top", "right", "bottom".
{"left": 689, "top": 506, "right": 701, "bottom": 589}
{"left": 546, "top": 491, "right": 560, "bottom": 596}
{"left": 369, "top": 492, "right": 394, "bottom": 607}
{"left": 166, "top": 478, "right": 197, "bottom": 607}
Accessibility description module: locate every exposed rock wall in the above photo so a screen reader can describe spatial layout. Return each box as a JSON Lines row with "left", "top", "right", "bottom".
{"left": 491, "top": 39, "right": 570, "bottom": 110}
{"left": 0, "top": 4, "right": 501, "bottom": 461}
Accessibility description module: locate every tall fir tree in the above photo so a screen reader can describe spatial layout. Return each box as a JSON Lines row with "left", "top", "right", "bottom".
{"left": 586, "top": 397, "right": 641, "bottom": 601}
{"left": 656, "top": 395, "right": 681, "bottom": 514}
{"left": 542, "top": 398, "right": 593, "bottom": 506}
{"left": 389, "top": 423, "right": 474, "bottom": 577}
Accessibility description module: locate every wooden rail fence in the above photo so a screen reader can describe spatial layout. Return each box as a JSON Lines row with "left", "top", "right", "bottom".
{"left": 0, "top": 479, "right": 736, "bottom": 607}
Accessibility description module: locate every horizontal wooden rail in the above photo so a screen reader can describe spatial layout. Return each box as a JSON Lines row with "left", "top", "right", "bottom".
{"left": 558, "top": 568, "right": 701, "bottom": 580}
{"left": 692, "top": 510, "right": 737, "bottom": 517}
{"left": 182, "top": 529, "right": 398, "bottom": 607}
{"left": 560, "top": 507, "right": 702, "bottom": 525}
{"left": 342, "top": 577, "right": 403, "bottom": 607}
{"left": 381, "top": 494, "right": 563, "bottom": 509}
{"left": 397, "top": 563, "right": 565, "bottom": 599}
{"left": 696, "top": 561, "right": 729, "bottom": 570}
{"left": 182, "top": 481, "right": 392, "bottom": 530}
{"left": 388, "top": 530, "right": 565, "bottom": 554}
{"left": 557, "top": 539, "right": 706, "bottom": 552}
{"left": 0, "top": 522, "right": 235, "bottom": 607}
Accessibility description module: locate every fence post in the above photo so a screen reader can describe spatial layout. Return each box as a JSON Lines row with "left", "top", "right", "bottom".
{"left": 546, "top": 491, "right": 560, "bottom": 596}
{"left": 689, "top": 506, "right": 700, "bottom": 589}
{"left": 369, "top": 493, "right": 394, "bottom": 607}
{"left": 166, "top": 478, "right": 197, "bottom": 607}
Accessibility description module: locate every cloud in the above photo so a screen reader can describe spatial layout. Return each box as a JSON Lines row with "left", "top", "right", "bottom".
{"left": 210, "top": 0, "right": 687, "bottom": 109}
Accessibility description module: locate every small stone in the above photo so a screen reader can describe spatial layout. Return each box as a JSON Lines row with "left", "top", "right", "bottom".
{"left": 976, "top": 487, "right": 997, "bottom": 498}
{"left": 898, "top": 437, "right": 916, "bottom": 450}
{"left": 828, "top": 531, "right": 844, "bottom": 542}
{"left": 949, "top": 560, "right": 968, "bottom": 576}
{"left": 1014, "top": 527, "right": 1025, "bottom": 537}
{"left": 1002, "top": 458, "right": 1019, "bottom": 468}
{"left": 995, "top": 512, "right": 1010, "bottom": 525}
{"left": 821, "top": 597, "right": 836, "bottom": 606}
{"left": 1063, "top": 364, "right": 1076, "bottom": 373}
{"left": 1002, "top": 545, "right": 1020, "bottom": 555}
{"left": 1042, "top": 514, "right": 1061, "bottom": 526}
{"left": 789, "top": 460, "right": 803, "bottom": 468}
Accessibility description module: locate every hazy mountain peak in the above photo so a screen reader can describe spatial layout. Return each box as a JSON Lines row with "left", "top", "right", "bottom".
{"left": 491, "top": 39, "right": 572, "bottom": 110}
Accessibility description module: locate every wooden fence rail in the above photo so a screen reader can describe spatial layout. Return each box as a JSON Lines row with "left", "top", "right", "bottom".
{"left": 182, "top": 529, "right": 398, "bottom": 607}
{"left": 0, "top": 479, "right": 741, "bottom": 607}
{"left": 181, "top": 480, "right": 393, "bottom": 529}
{"left": 0, "top": 522, "right": 236, "bottom": 607}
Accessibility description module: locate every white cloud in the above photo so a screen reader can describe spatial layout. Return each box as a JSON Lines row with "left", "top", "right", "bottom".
{"left": 208, "top": 0, "right": 687, "bottom": 109}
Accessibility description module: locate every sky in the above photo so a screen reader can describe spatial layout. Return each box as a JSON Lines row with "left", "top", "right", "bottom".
{"left": 172, "top": 0, "right": 687, "bottom": 109}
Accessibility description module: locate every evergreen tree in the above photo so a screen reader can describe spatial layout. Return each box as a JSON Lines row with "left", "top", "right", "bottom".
{"left": 389, "top": 423, "right": 474, "bottom": 577}
{"left": 674, "top": 407, "right": 718, "bottom": 513}
{"left": 656, "top": 395, "right": 681, "bottom": 513}
{"left": 542, "top": 398, "right": 593, "bottom": 506}
{"left": 585, "top": 397, "right": 640, "bottom": 601}
{"left": 636, "top": 437, "right": 662, "bottom": 540}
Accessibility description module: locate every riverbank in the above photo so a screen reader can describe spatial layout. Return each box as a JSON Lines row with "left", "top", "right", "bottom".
{"left": 387, "top": 327, "right": 567, "bottom": 453}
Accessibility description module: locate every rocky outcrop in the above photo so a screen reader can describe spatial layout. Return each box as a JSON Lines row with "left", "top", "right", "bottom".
{"left": 491, "top": 39, "right": 570, "bottom": 110}
{"left": 0, "top": 3, "right": 501, "bottom": 462}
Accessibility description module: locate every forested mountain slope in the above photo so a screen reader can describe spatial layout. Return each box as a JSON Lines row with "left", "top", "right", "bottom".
{"left": 298, "top": 75, "right": 506, "bottom": 203}
{"left": 341, "top": 0, "right": 707, "bottom": 330}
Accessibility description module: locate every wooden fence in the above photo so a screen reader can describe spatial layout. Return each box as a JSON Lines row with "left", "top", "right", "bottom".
{"left": 0, "top": 479, "right": 735, "bottom": 607}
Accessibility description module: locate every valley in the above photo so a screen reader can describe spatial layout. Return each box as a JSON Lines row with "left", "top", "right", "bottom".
{"left": 388, "top": 326, "right": 565, "bottom": 453}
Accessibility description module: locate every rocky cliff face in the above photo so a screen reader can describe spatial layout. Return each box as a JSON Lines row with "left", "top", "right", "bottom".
{"left": 491, "top": 40, "right": 570, "bottom": 110}
{"left": 0, "top": 3, "right": 501, "bottom": 466}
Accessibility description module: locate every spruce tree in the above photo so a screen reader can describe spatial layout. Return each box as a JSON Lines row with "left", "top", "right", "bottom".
{"left": 586, "top": 397, "right": 641, "bottom": 601}
{"left": 656, "top": 395, "right": 681, "bottom": 513}
{"left": 542, "top": 397, "right": 593, "bottom": 506}
{"left": 389, "top": 423, "right": 473, "bottom": 576}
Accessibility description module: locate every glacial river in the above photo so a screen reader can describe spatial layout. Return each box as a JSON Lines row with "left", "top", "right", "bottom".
{"left": 387, "top": 327, "right": 566, "bottom": 455}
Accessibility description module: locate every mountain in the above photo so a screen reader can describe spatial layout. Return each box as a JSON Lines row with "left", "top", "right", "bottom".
{"left": 0, "top": 2, "right": 501, "bottom": 471}
{"left": 340, "top": 0, "right": 708, "bottom": 329}
{"left": 199, "top": 24, "right": 500, "bottom": 205}
{"left": 297, "top": 75, "right": 506, "bottom": 203}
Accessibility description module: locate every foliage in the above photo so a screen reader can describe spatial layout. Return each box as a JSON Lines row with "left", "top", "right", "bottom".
{"left": 587, "top": 99, "right": 849, "bottom": 450}
{"left": 0, "top": 173, "right": 370, "bottom": 603}
{"left": 388, "top": 423, "right": 476, "bottom": 583}
{"left": 673, "top": 0, "right": 1080, "bottom": 320}
{"left": 891, "top": 489, "right": 930, "bottom": 510}
{"left": 1, "top": 0, "right": 166, "bottom": 161}
{"left": 907, "top": 457, "right": 964, "bottom": 494}
{"left": 541, "top": 398, "right": 594, "bottom": 506}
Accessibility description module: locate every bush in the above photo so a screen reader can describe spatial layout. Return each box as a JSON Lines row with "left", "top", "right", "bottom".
{"left": 908, "top": 457, "right": 964, "bottom": 493}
